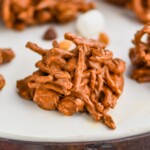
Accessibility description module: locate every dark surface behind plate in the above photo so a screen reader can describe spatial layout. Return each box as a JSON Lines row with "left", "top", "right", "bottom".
{"left": 0, "top": 133, "right": 149, "bottom": 150}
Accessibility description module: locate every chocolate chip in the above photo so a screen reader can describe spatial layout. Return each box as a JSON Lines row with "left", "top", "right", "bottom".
{"left": 43, "top": 28, "right": 57, "bottom": 41}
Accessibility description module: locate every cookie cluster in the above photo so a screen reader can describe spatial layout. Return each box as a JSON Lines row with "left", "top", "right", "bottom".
{"left": 0, "top": 48, "right": 15, "bottom": 90}
{"left": 107, "top": 0, "right": 150, "bottom": 23}
{"left": 129, "top": 24, "right": 150, "bottom": 82}
{"left": 17, "top": 33, "right": 126, "bottom": 129}
{"left": 0, "top": 0, "right": 94, "bottom": 30}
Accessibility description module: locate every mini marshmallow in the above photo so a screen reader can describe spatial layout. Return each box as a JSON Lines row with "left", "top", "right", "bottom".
{"left": 76, "top": 10, "right": 105, "bottom": 38}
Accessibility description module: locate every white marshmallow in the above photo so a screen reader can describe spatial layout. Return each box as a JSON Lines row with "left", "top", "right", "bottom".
{"left": 76, "top": 10, "right": 105, "bottom": 38}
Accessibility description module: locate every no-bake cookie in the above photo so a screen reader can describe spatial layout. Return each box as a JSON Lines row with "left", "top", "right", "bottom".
{"left": 17, "top": 33, "right": 125, "bottom": 129}
{"left": 129, "top": 24, "right": 150, "bottom": 82}
{"left": 1, "top": 0, "right": 95, "bottom": 30}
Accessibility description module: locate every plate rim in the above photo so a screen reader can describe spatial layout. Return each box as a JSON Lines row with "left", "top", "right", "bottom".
{"left": 0, "top": 132, "right": 149, "bottom": 150}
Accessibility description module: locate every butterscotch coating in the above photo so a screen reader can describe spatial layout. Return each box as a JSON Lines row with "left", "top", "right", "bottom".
{"left": 129, "top": 24, "right": 150, "bottom": 68}
{"left": 0, "top": 48, "right": 15, "bottom": 91}
{"left": 1, "top": 0, "right": 95, "bottom": 30}
{"left": 129, "top": 24, "right": 150, "bottom": 83}
{"left": 17, "top": 33, "right": 126, "bottom": 129}
{"left": 0, "top": 74, "right": 5, "bottom": 90}
{"left": 130, "top": 0, "right": 150, "bottom": 23}
{"left": 0, "top": 48, "right": 15, "bottom": 65}
{"left": 131, "top": 68, "right": 150, "bottom": 83}
{"left": 34, "top": 89, "right": 60, "bottom": 110}
{"left": 107, "top": 0, "right": 150, "bottom": 23}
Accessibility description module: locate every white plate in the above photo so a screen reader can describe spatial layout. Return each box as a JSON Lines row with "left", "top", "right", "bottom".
{"left": 0, "top": 0, "right": 150, "bottom": 142}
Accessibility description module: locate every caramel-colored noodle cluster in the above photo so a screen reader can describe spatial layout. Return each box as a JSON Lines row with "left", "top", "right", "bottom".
{"left": 107, "top": 0, "right": 150, "bottom": 23}
{"left": 0, "top": 48, "right": 15, "bottom": 90}
{"left": 130, "top": 0, "right": 150, "bottom": 23}
{"left": 0, "top": 74, "right": 5, "bottom": 90}
{"left": 17, "top": 33, "right": 125, "bottom": 129}
{"left": 0, "top": 48, "right": 15, "bottom": 64}
{"left": 1, "top": 0, "right": 95, "bottom": 30}
{"left": 129, "top": 24, "right": 150, "bottom": 82}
